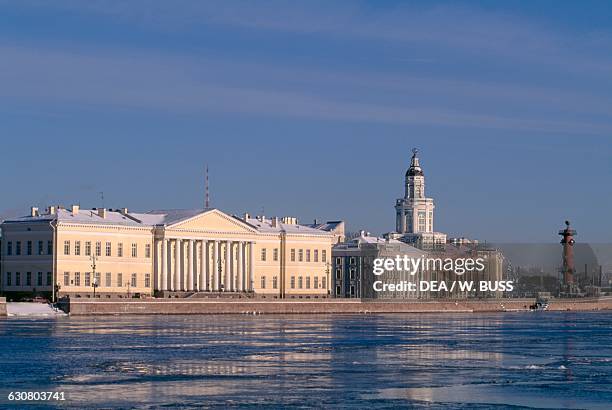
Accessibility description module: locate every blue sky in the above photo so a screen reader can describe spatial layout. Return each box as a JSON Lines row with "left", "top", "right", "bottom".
{"left": 1, "top": 0, "right": 611, "bottom": 242}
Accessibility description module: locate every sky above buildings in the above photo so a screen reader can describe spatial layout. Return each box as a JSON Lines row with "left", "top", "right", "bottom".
{"left": 1, "top": 0, "right": 611, "bottom": 242}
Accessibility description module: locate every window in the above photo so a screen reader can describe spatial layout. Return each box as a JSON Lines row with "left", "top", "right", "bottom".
{"left": 322, "top": 277, "right": 327, "bottom": 290}
{"left": 16, "top": 272, "right": 21, "bottom": 286}
{"left": 47, "top": 241, "right": 53, "bottom": 255}
{"left": 314, "top": 250, "right": 319, "bottom": 262}
{"left": 37, "top": 272, "right": 43, "bottom": 286}
{"left": 145, "top": 273, "right": 151, "bottom": 288}
{"left": 16, "top": 241, "right": 21, "bottom": 255}
{"left": 95, "top": 242, "right": 101, "bottom": 257}
{"left": 85, "top": 241, "right": 91, "bottom": 256}
{"left": 94, "top": 272, "right": 101, "bottom": 287}
{"left": 117, "top": 273, "right": 123, "bottom": 287}
{"left": 75, "top": 241, "right": 81, "bottom": 256}
{"left": 336, "top": 268, "right": 342, "bottom": 279}
{"left": 314, "top": 276, "right": 319, "bottom": 289}
{"left": 306, "top": 277, "right": 311, "bottom": 289}
{"left": 298, "top": 249, "right": 303, "bottom": 262}
{"left": 273, "top": 248, "right": 278, "bottom": 261}
{"left": 290, "top": 276, "right": 295, "bottom": 289}
{"left": 38, "top": 241, "right": 44, "bottom": 255}
{"left": 349, "top": 257, "right": 356, "bottom": 265}
{"left": 131, "top": 273, "right": 137, "bottom": 287}
{"left": 105, "top": 272, "right": 112, "bottom": 287}
{"left": 26, "top": 272, "right": 32, "bottom": 286}
{"left": 261, "top": 276, "right": 266, "bottom": 289}
{"left": 74, "top": 272, "right": 80, "bottom": 286}
{"left": 131, "top": 243, "right": 137, "bottom": 258}
{"left": 64, "top": 241, "right": 70, "bottom": 255}
{"left": 6, "top": 272, "right": 11, "bottom": 286}
{"left": 350, "top": 268, "right": 356, "bottom": 280}
{"left": 336, "top": 285, "right": 341, "bottom": 295}
{"left": 272, "top": 276, "right": 278, "bottom": 289}
{"left": 261, "top": 248, "right": 267, "bottom": 261}
{"left": 145, "top": 244, "right": 151, "bottom": 258}
{"left": 306, "top": 249, "right": 311, "bottom": 262}
{"left": 105, "top": 242, "right": 111, "bottom": 257}
{"left": 322, "top": 250, "right": 327, "bottom": 263}
{"left": 7, "top": 241, "right": 12, "bottom": 256}
{"left": 64, "top": 272, "right": 70, "bottom": 286}
{"left": 298, "top": 276, "right": 303, "bottom": 289}
{"left": 291, "top": 249, "right": 295, "bottom": 262}
{"left": 46, "top": 272, "right": 52, "bottom": 286}
{"left": 350, "top": 285, "right": 355, "bottom": 296}
{"left": 336, "top": 257, "right": 342, "bottom": 265}
{"left": 117, "top": 243, "right": 123, "bottom": 257}
{"left": 418, "top": 211, "right": 426, "bottom": 232}
{"left": 84, "top": 272, "right": 91, "bottom": 287}
{"left": 27, "top": 241, "right": 32, "bottom": 255}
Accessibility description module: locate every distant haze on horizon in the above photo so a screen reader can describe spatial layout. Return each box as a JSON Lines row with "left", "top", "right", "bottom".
{"left": 1, "top": 1, "right": 611, "bottom": 242}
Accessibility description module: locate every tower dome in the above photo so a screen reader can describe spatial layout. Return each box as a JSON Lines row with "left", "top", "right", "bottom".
{"left": 405, "top": 148, "right": 424, "bottom": 176}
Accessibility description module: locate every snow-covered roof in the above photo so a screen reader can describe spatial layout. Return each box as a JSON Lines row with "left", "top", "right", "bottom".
{"left": 306, "top": 221, "right": 343, "bottom": 232}
{"left": 245, "top": 217, "right": 331, "bottom": 236}
{"left": 4, "top": 208, "right": 144, "bottom": 226}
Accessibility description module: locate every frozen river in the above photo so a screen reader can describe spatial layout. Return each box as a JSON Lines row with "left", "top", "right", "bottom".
{"left": 0, "top": 312, "right": 610, "bottom": 408}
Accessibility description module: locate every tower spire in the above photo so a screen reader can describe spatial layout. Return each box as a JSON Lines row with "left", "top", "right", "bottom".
{"left": 205, "top": 165, "right": 210, "bottom": 209}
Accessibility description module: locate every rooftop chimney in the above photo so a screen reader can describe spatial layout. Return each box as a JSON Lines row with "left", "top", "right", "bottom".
{"left": 271, "top": 217, "right": 279, "bottom": 228}
{"left": 71, "top": 205, "right": 79, "bottom": 216}
{"left": 31, "top": 207, "right": 39, "bottom": 217}
{"left": 120, "top": 207, "right": 128, "bottom": 214}
{"left": 282, "top": 216, "right": 298, "bottom": 225}
{"left": 98, "top": 208, "right": 107, "bottom": 218}
{"left": 48, "top": 206, "right": 56, "bottom": 215}
{"left": 243, "top": 212, "right": 250, "bottom": 220}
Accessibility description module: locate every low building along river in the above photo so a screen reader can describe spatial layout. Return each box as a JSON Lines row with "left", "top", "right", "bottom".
{"left": 0, "top": 206, "right": 341, "bottom": 300}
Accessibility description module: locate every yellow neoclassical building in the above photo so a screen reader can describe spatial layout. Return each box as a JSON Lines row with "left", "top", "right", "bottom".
{"left": 0, "top": 206, "right": 342, "bottom": 300}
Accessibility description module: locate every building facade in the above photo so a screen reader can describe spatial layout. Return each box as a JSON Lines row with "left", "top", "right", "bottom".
{"left": 0, "top": 206, "right": 336, "bottom": 300}
{"left": 332, "top": 233, "right": 505, "bottom": 300}
{"left": 332, "top": 233, "right": 427, "bottom": 299}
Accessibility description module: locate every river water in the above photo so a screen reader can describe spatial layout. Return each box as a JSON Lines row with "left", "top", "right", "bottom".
{"left": 0, "top": 312, "right": 610, "bottom": 409}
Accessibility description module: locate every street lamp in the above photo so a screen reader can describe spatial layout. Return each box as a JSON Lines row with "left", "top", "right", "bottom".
{"left": 90, "top": 254, "right": 98, "bottom": 298}
{"left": 325, "top": 262, "right": 331, "bottom": 296}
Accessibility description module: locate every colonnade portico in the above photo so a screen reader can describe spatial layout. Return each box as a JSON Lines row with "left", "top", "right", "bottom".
{"left": 155, "top": 238, "right": 254, "bottom": 293}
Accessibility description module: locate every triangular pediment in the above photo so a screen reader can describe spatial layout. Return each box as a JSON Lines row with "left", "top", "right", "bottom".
{"left": 167, "top": 209, "right": 256, "bottom": 233}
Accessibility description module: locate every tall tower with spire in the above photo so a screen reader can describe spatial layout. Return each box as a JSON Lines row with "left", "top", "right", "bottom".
{"left": 393, "top": 149, "right": 446, "bottom": 249}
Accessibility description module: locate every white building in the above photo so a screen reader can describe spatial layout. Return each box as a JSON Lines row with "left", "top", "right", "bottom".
{"left": 389, "top": 149, "right": 447, "bottom": 249}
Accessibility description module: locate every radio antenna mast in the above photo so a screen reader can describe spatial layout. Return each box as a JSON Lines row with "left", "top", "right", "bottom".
{"left": 205, "top": 165, "right": 210, "bottom": 209}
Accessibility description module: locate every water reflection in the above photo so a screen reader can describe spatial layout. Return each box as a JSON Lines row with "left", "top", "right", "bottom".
{"left": 0, "top": 312, "right": 610, "bottom": 408}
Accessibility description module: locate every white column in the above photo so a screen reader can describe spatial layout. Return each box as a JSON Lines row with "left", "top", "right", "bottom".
{"left": 174, "top": 238, "right": 181, "bottom": 291}
{"left": 188, "top": 240, "right": 194, "bottom": 291}
{"left": 248, "top": 242, "right": 254, "bottom": 292}
{"left": 199, "top": 240, "right": 206, "bottom": 291}
{"left": 225, "top": 241, "right": 231, "bottom": 291}
{"left": 168, "top": 239, "right": 174, "bottom": 291}
{"left": 212, "top": 241, "right": 219, "bottom": 291}
{"left": 237, "top": 241, "right": 244, "bottom": 292}
{"left": 161, "top": 239, "right": 167, "bottom": 291}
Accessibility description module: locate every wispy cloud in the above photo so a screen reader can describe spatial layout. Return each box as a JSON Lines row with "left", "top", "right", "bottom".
{"left": 1, "top": 43, "right": 612, "bottom": 134}
{"left": 12, "top": 1, "right": 612, "bottom": 74}
{"left": 1, "top": 2, "right": 612, "bottom": 134}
